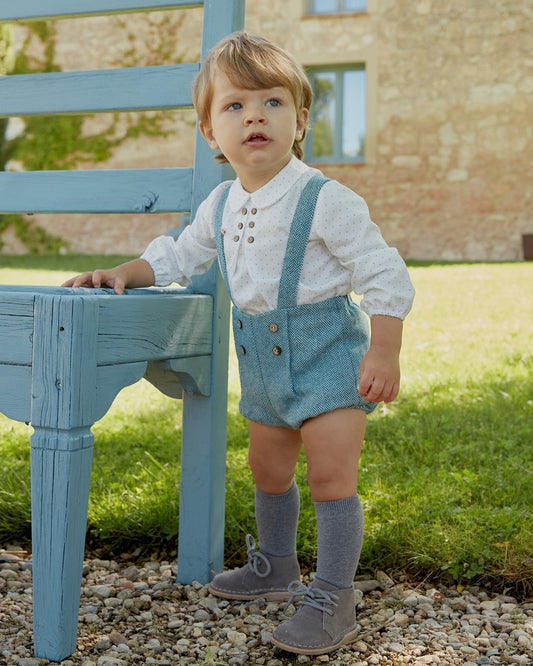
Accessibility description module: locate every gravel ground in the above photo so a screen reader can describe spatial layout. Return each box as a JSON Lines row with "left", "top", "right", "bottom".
{"left": 0, "top": 548, "right": 532, "bottom": 666}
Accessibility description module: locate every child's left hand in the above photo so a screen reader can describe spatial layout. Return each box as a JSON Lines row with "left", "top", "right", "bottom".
{"left": 359, "top": 314, "right": 403, "bottom": 404}
{"left": 359, "top": 346, "right": 401, "bottom": 403}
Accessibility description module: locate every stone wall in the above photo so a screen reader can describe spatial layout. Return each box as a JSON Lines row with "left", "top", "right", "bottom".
{"left": 3, "top": 0, "right": 532, "bottom": 260}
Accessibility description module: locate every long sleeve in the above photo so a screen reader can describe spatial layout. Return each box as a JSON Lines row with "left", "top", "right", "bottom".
{"left": 313, "top": 181, "right": 415, "bottom": 320}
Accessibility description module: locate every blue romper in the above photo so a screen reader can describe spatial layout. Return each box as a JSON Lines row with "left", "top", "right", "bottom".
{"left": 215, "top": 175, "right": 377, "bottom": 430}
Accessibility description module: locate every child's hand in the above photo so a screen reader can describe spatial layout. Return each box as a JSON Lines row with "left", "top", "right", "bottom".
{"left": 359, "top": 315, "right": 404, "bottom": 404}
{"left": 62, "top": 268, "right": 128, "bottom": 294}
{"left": 359, "top": 346, "right": 401, "bottom": 404}
{"left": 62, "top": 259, "right": 155, "bottom": 295}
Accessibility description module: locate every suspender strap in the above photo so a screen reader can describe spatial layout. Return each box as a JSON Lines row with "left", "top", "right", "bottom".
{"left": 214, "top": 182, "right": 232, "bottom": 297}
{"left": 277, "top": 175, "right": 329, "bottom": 309}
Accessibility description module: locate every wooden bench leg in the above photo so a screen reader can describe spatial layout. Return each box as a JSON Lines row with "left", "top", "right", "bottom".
{"left": 30, "top": 428, "right": 94, "bottom": 661}
{"left": 29, "top": 294, "right": 99, "bottom": 659}
{"left": 177, "top": 392, "right": 228, "bottom": 583}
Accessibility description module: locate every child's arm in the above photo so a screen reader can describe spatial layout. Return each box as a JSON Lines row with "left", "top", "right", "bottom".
{"left": 359, "top": 314, "right": 403, "bottom": 404}
{"left": 62, "top": 258, "right": 155, "bottom": 295}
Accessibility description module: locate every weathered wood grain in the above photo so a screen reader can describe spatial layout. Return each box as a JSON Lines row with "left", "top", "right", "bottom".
{"left": 0, "top": 65, "right": 198, "bottom": 117}
{"left": 96, "top": 293, "right": 212, "bottom": 363}
{"left": 0, "top": 168, "right": 193, "bottom": 214}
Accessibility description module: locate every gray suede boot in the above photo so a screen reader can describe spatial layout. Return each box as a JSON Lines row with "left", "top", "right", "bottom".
{"left": 271, "top": 578, "right": 360, "bottom": 655}
{"left": 208, "top": 535, "right": 300, "bottom": 601}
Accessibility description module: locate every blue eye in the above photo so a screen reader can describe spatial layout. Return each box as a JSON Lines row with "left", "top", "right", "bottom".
{"left": 228, "top": 102, "right": 242, "bottom": 111}
{"left": 267, "top": 98, "right": 281, "bottom": 107}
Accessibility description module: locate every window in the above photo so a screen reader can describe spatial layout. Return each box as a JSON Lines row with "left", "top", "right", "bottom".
{"left": 306, "top": 0, "right": 367, "bottom": 15}
{"left": 305, "top": 66, "right": 366, "bottom": 163}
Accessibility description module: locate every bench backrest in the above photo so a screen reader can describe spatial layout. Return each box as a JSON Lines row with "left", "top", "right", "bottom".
{"left": 0, "top": 0, "right": 244, "bottom": 284}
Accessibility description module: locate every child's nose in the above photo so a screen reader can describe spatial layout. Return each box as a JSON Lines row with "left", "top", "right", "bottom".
{"left": 244, "top": 106, "right": 266, "bottom": 124}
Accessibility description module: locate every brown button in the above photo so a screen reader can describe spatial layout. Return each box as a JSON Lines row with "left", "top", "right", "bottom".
{"left": 239, "top": 345, "right": 246, "bottom": 355}
{"left": 272, "top": 346, "right": 282, "bottom": 356}
{"left": 236, "top": 319, "right": 242, "bottom": 329}
{"left": 251, "top": 208, "right": 257, "bottom": 215}
{"left": 241, "top": 207, "right": 247, "bottom": 215}
{"left": 238, "top": 222, "right": 244, "bottom": 229}
{"left": 248, "top": 221, "right": 255, "bottom": 228}
{"left": 268, "top": 323, "right": 279, "bottom": 333}
{"left": 233, "top": 235, "right": 240, "bottom": 242}
{"left": 247, "top": 236, "right": 255, "bottom": 243}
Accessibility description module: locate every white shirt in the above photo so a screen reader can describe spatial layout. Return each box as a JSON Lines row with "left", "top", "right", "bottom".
{"left": 142, "top": 157, "right": 415, "bottom": 319}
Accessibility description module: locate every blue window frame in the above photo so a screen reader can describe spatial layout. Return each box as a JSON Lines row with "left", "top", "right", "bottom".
{"left": 306, "top": 0, "right": 367, "bottom": 14}
{"left": 305, "top": 65, "right": 366, "bottom": 163}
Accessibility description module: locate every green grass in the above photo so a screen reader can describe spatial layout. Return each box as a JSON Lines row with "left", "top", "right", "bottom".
{"left": 0, "top": 257, "right": 531, "bottom": 595}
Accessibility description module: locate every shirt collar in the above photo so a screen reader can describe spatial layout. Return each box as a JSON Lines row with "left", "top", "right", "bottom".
{"left": 227, "top": 156, "right": 310, "bottom": 212}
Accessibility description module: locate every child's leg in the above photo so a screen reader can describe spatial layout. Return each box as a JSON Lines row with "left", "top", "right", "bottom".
{"left": 209, "top": 422, "right": 302, "bottom": 600}
{"left": 249, "top": 421, "right": 302, "bottom": 556}
{"left": 272, "top": 408, "right": 366, "bottom": 655}
{"left": 301, "top": 407, "right": 366, "bottom": 588}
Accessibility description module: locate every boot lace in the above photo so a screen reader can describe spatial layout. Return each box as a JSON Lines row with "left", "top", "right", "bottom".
{"left": 284, "top": 580, "right": 339, "bottom": 615}
{"left": 245, "top": 534, "right": 271, "bottom": 578}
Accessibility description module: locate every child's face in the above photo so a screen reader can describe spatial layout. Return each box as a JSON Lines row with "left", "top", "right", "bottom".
{"left": 199, "top": 71, "right": 308, "bottom": 192}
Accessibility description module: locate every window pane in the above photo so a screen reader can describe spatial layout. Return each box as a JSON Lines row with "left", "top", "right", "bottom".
{"left": 345, "top": 0, "right": 367, "bottom": 11}
{"left": 342, "top": 69, "right": 365, "bottom": 160}
{"left": 310, "top": 72, "right": 336, "bottom": 159}
{"left": 311, "top": 0, "right": 338, "bottom": 14}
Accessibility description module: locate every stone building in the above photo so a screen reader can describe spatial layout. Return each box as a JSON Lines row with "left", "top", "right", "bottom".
{"left": 3, "top": 0, "right": 532, "bottom": 260}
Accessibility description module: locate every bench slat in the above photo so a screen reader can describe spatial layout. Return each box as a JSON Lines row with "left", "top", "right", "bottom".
{"left": 0, "top": 168, "right": 193, "bottom": 213}
{"left": 0, "top": 0, "right": 203, "bottom": 21}
{"left": 0, "top": 65, "right": 198, "bottom": 117}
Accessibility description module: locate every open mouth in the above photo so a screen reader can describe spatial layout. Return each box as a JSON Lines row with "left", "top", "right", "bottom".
{"left": 245, "top": 132, "right": 269, "bottom": 144}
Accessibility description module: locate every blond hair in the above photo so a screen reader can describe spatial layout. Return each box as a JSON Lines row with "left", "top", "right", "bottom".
{"left": 192, "top": 32, "right": 312, "bottom": 162}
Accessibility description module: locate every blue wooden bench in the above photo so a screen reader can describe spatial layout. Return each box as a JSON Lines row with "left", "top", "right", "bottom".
{"left": 0, "top": 0, "right": 244, "bottom": 660}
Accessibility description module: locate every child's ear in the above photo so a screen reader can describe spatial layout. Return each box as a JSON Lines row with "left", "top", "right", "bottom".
{"left": 296, "top": 108, "right": 309, "bottom": 134}
{"left": 199, "top": 121, "right": 218, "bottom": 150}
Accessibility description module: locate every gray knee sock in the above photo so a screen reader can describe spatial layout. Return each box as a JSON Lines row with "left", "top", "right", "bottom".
{"left": 314, "top": 494, "right": 364, "bottom": 589}
{"left": 255, "top": 482, "right": 300, "bottom": 557}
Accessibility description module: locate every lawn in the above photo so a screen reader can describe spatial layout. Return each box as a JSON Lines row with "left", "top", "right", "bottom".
{"left": 0, "top": 256, "right": 531, "bottom": 595}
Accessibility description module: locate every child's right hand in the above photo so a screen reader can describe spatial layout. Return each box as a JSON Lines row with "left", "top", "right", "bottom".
{"left": 62, "top": 259, "right": 156, "bottom": 295}
{"left": 62, "top": 268, "right": 128, "bottom": 294}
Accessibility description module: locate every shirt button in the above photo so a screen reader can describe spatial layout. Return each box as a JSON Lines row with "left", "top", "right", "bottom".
{"left": 247, "top": 236, "right": 255, "bottom": 243}
{"left": 239, "top": 345, "right": 246, "bottom": 355}
{"left": 272, "top": 345, "right": 282, "bottom": 356}
{"left": 251, "top": 208, "right": 257, "bottom": 215}
{"left": 268, "top": 323, "right": 279, "bottom": 333}
{"left": 241, "top": 208, "right": 247, "bottom": 215}
{"left": 233, "top": 235, "right": 240, "bottom": 242}
{"left": 238, "top": 222, "right": 243, "bottom": 229}
{"left": 248, "top": 221, "right": 255, "bottom": 228}
{"left": 236, "top": 319, "right": 243, "bottom": 329}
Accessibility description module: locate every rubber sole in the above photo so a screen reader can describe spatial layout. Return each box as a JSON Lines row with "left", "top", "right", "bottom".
{"left": 271, "top": 626, "right": 360, "bottom": 655}
{"left": 208, "top": 584, "right": 291, "bottom": 602}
